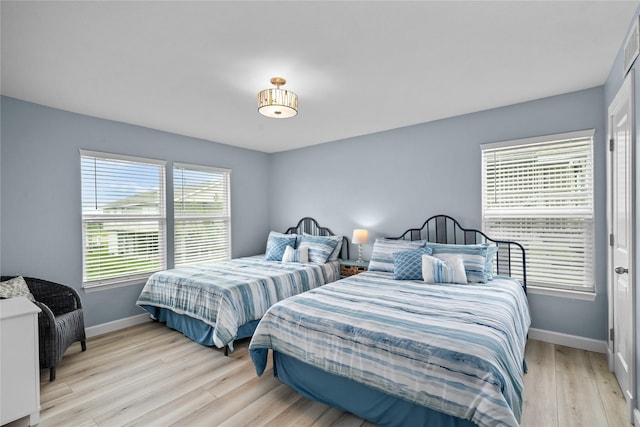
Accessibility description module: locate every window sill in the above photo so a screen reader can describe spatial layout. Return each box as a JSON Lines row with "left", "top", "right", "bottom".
{"left": 527, "top": 285, "right": 596, "bottom": 301}
{"left": 83, "top": 276, "right": 149, "bottom": 293}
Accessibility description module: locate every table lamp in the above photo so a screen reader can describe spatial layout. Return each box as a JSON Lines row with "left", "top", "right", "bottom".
{"left": 351, "top": 229, "right": 369, "bottom": 263}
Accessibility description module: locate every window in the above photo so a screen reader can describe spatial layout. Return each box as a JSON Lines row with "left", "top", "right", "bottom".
{"left": 173, "top": 163, "right": 231, "bottom": 267}
{"left": 481, "top": 130, "right": 595, "bottom": 292}
{"left": 81, "top": 151, "right": 166, "bottom": 288}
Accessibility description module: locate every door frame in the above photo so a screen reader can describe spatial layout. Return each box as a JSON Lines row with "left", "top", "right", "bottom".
{"left": 607, "top": 70, "right": 636, "bottom": 420}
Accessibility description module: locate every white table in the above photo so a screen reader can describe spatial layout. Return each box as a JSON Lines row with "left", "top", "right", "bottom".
{"left": 1, "top": 297, "right": 41, "bottom": 426}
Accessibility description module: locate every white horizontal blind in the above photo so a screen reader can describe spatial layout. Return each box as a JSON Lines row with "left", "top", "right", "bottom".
{"left": 80, "top": 151, "right": 166, "bottom": 288}
{"left": 174, "top": 163, "right": 231, "bottom": 267}
{"left": 482, "top": 131, "right": 594, "bottom": 291}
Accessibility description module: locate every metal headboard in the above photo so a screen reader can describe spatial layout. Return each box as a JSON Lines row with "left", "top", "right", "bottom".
{"left": 390, "top": 214, "right": 526, "bottom": 292}
{"left": 284, "top": 217, "right": 350, "bottom": 260}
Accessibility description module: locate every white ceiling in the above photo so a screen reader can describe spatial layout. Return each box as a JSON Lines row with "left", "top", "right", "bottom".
{"left": 2, "top": 1, "right": 638, "bottom": 153}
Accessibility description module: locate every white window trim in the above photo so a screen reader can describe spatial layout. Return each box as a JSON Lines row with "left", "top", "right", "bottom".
{"left": 79, "top": 149, "right": 166, "bottom": 166}
{"left": 527, "top": 285, "right": 597, "bottom": 301}
{"left": 481, "top": 129, "right": 596, "bottom": 295}
{"left": 173, "top": 162, "right": 232, "bottom": 267}
{"left": 80, "top": 150, "right": 167, "bottom": 290}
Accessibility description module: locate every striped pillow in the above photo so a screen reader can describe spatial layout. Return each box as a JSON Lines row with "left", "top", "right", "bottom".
{"left": 422, "top": 254, "right": 467, "bottom": 284}
{"left": 426, "top": 243, "right": 490, "bottom": 283}
{"left": 484, "top": 244, "right": 499, "bottom": 279}
{"left": 282, "top": 245, "right": 309, "bottom": 263}
{"left": 265, "top": 232, "right": 298, "bottom": 261}
{"left": 298, "top": 235, "right": 340, "bottom": 264}
{"left": 303, "top": 233, "right": 343, "bottom": 261}
{"left": 368, "top": 238, "right": 427, "bottom": 273}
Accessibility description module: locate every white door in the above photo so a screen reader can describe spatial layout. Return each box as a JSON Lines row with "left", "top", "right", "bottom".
{"left": 608, "top": 71, "right": 635, "bottom": 419}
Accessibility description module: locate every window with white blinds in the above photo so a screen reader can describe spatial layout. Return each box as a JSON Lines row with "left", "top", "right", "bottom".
{"left": 173, "top": 163, "right": 231, "bottom": 267}
{"left": 80, "top": 150, "right": 167, "bottom": 288}
{"left": 481, "top": 130, "right": 595, "bottom": 292}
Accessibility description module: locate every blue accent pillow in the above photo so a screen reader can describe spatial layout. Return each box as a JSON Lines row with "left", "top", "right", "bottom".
{"left": 368, "top": 238, "right": 428, "bottom": 272}
{"left": 303, "top": 233, "right": 343, "bottom": 261}
{"left": 393, "top": 248, "right": 432, "bottom": 280}
{"left": 426, "top": 243, "right": 490, "bottom": 283}
{"left": 265, "top": 231, "right": 298, "bottom": 261}
{"left": 298, "top": 235, "right": 340, "bottom": 264}
{"left": 484, "top": 244, "right": 499, "bottom": 279}
{"left": 327, "top": 236, "right": 343, "bottom": 261}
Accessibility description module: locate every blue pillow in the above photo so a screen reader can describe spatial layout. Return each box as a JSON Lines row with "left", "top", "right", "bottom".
{"left": 303, "top": 233, "right": 343, "bottom": 261}
{"left": 484, "top": 244, "right": 499, "bottom": 279}
{"left": 265, "top": 232, "right": 297, "bottom": 261}
{"left": 426, "top": 243, "right": 490, "bottom": 283}
{"left": 327, "top": 236, "right": 343, "bottom": 261}
{"left": 298, "top": 235, "right": 340, "bottom": 264}
{"left": 393, "top": 248, "right": 432, "bottom": 280}
{"left": 368, "top": 238, "right": 427, "bottom": 272}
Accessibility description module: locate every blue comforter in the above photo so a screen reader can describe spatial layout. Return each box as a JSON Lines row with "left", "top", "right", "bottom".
{"left": 137, "top": 255, "right": 339, "bottom": 349}
{"left": 250, "top": 271, "right": 530, "bottom": 427}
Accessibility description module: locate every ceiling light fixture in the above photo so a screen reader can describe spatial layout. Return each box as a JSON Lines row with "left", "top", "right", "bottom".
{"left": 257, "top": 77, "right": 298, "bottom": 118}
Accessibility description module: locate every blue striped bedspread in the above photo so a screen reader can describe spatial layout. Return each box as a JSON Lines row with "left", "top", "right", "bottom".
{"left": 249, "top": 271, "right": 530, "bottom": 427}
{"left": 136, "top": 255, "right": 339, "bottom": 349}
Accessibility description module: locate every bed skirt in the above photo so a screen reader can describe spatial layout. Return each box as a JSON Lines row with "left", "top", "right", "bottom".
{"left": 140, "top": 305, "right": 259, "bottom": 348}
{"left": 273, "top": 351, "right": 477, "bottom": 427}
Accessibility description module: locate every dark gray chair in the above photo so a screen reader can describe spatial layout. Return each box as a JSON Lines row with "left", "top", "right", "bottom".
{"left": 1, "top": 276, "right": 87, "bottom": 381}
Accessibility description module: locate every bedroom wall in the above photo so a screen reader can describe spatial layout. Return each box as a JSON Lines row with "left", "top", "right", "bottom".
{"left": 0, "top": 96, "right": 271, "bottom": 327}
{"left": 269, "top": 86, "right": 608, "bottom": 341}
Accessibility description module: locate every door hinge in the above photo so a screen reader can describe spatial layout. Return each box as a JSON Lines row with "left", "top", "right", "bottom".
{"left": 610, "top": 328, "right": 615, "bottom": 342}
{"left": 610, "top": 138, "right": 615, "bottom": 151}
{"left": 610, "top": 234, "right": 614, "bottom": 246}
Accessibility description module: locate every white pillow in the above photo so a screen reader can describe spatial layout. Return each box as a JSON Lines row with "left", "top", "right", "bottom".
{"left": 282, "top": 245, "right": 309, "bottom": 263}
{"left": 422, "top": 254, "right": 467, "bottom": 284}
{"left": 0, "top": 276, "right": 36, "bottom": 302}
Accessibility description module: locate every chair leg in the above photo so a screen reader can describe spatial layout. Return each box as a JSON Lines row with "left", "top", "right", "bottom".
{"left": 81, "top": 340, "right": 87, "bottom": 351}
{"left": 49, "top": 367, "right": 56, "bottom": 381}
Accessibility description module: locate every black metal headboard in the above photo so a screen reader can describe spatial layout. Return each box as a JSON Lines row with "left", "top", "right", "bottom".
{"left": 284, "top": 217, "right": 350, "bottom": 260}
{"left": 390, "top": 215, "right": 526, "bottom": 291}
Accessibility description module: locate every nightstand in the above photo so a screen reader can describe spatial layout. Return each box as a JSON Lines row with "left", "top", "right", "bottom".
{"left": 340, "top": 259, "right": 369, "bottom": 278}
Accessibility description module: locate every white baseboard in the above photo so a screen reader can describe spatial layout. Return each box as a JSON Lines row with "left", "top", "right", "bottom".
{"left": 85, "top": 313, "right": 151, "bottom": 338}
{"left": 528, "top": 327, "right": 608, "bottom": 353}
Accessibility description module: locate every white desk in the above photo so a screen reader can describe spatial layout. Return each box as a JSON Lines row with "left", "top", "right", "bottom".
{"left": 1, "top": 297, "right": 41, "bottom": 426}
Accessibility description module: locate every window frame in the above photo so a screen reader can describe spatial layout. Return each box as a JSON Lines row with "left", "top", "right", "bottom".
{"left": 80, "top": 150, "right": 167, "bottom": 290}
{"left": 173, "top": 162, "right": 232, "bottom": 268}
{"left": 481, "top": 129, "right": 596, "bottom": 295}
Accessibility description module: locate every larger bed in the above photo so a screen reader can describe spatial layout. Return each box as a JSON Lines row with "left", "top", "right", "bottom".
{"left": 137, "top": 217, "right": 347, "bottom": 353}
{"left": 249, "top": 215, "right": 530, "bottom": 427}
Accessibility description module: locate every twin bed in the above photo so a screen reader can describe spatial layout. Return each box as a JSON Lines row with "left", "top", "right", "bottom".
{"left": 137, "top": 215, "right": 530, "bottom": 427}
{"left": 136, "top": 217, "right": 347, "bottom": 353}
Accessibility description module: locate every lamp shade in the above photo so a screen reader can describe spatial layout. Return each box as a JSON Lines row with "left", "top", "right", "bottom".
{"left": 258, "top": 77, "right": 298, "bottom": 118}
{"left": 351, "top": 229, "right": 369, "bottom": 245}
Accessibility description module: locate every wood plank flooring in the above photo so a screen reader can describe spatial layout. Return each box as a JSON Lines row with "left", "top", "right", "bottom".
{"left": 4, "top": 321, "right": 630, "bottom": 427}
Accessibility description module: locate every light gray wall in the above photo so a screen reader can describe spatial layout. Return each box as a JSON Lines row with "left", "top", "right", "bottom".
{"left": 269, "top": 86, "right": 608, "bottom": 341}
{"left": 0, "top": 96, "right": 271, "bottom": 327}
{"left": 0, "top": 85, "right": 612, "bottom": 340}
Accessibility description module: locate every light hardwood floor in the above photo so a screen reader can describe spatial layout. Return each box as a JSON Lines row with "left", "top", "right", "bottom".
{"left": 4, "top": 321, "right": 630, "bottom": 427}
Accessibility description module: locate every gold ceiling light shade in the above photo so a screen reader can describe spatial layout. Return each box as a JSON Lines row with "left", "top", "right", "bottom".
{"left": 257, "top": 77, "right": 298, "bottom": 118}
